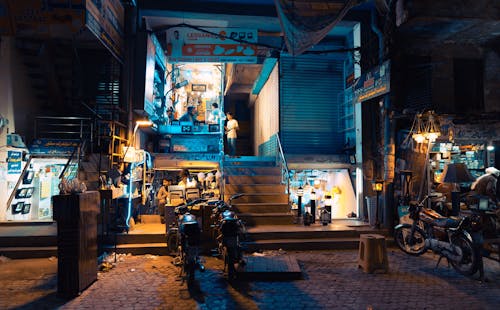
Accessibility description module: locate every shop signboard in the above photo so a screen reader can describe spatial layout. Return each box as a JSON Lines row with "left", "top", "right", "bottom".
{"left": 353, "top": 60, "right": 390, "bottom": 103}
{"left": 30, "top": 139, "right": 80, "bottom": 156}
{"left": 85, "top": 0, "right": 125, "bottom": 62}
{"left": 0, "top": 0, "right": 85, "bottom": 37}
{"left": 7, "top": 151, "right": 22, "bottom": 174}
{"left": 166, "top": 27, "right": 258, "bottom": 63}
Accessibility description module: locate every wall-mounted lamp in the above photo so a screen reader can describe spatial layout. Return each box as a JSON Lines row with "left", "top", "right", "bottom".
{"left": 372, "top": 180, "right": 384, "bottom": 229}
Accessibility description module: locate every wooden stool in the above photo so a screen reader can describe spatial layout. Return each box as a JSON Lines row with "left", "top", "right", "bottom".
{"left": 358, "top": 234, "right": 389, "bottom": 273}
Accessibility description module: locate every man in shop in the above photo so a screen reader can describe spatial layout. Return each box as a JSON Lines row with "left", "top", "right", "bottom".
{"left": 157, "top": 178, "right": 170, "bottom": 224}
{"left": 225, "top": 112, "right": 239, "bottom": 157}
{"left": 208, "top": 103, "right": 224, "bottom": 125}
{"left": 179, "top": 106, "right": 197, "bottom": 123}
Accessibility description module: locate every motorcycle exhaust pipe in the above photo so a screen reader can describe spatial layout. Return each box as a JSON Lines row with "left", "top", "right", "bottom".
{"left": 425, "top": 238, "right": 463, "bottom": 262}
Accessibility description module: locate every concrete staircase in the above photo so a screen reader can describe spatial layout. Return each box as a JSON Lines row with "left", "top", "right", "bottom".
{"left": 223, "top": 156, "right": 294, "bottom": 226}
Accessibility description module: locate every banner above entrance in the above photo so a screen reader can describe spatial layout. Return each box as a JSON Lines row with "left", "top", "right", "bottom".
{"left": 166, "top": 27, "right": 258, "bottom": 63}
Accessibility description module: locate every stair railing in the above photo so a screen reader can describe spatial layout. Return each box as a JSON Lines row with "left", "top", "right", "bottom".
{"left": 275, "top": 134, "right": 290, "bottom": 197}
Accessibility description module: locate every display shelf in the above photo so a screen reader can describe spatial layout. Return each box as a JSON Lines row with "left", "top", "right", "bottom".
{"left": 430, "top": 142, "right": 486, "bottom": 183}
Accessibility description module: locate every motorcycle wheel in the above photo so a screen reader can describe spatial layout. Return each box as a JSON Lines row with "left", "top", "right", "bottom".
{"left": 394, "top": 224, "right": 427, "bottom": 256}
{"left": 450, "top": 234, "right": 480, "bottom": 276}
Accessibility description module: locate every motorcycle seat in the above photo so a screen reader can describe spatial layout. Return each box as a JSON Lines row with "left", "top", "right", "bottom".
{"left": 433, "top": 217, "right": 460, "bottom": 228}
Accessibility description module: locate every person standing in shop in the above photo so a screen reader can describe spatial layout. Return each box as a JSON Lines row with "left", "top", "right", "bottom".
{"left": 157, "top": 178, "right": 170, "bottom": 224}
{"left": 208, "top": 103, "right": 224, "bottom": 125}
{"left": 225, "top": 112, "right": 239, "bottom": 157}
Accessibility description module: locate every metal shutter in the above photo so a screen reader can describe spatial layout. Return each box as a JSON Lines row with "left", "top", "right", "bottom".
{"left": 280, "top": 55, "right": 344, "bottom": 154}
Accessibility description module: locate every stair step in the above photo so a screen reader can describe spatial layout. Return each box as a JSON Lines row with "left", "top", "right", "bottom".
{"left": 229, "top": 193, "right": 289, "bottom": 203}
{"left": 101, "top": 243, "right": 168, "bottom": 256}
{"left": 223, "top": 156, "right": 275, "bottom": 166}
{"left": 233, "top": 203, "right": 290, "bottom": 213}
{"left": 0, "top": 235, "right": 57, "bottom": 247}
{"left": 226, "top": 175, "right": 282, "bottom": 185}
{"left": 238, "top": 213, "right": 294, "bottom": 226}
{"left": 225, "top": 184, "right": 286, "bottom": 193}
{"left": 102, "top": 233, "right": 166, "bottom": 244}
{"left": 243, "top": 237, "right": 361, "bottom": 251}
{"left": 224, "top": 167, "right": 281, "bottom": 176}
{"left": 246, "top": 229, "right": 360, "bottom": 240}
{"left": 0, "top": 246, "right": 57, "bottom": 259}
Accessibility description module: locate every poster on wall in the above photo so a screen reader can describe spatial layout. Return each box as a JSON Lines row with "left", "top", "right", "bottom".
{"left": 7, "top": 150, "right": 22, "bottom": 174}
{"left": 353, "top": 60, "right": 390, "bottom": 103}
{"left": 166, "top": 27, "right": 258, "bottom": 63}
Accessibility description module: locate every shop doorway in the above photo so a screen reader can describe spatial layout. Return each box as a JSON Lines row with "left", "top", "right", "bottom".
{"left": 224, "top": 92, "right": 253, "bottom": 156}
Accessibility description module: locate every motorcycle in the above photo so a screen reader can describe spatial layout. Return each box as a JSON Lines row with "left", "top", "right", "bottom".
{"left": 167, "top": 198, "right": 206, "bottom": 285}
{"left": 394, "top": 194, "right": 482, "bottom": 277}
{"left": 211, "top": 193, "right": 246, "bottom": 279}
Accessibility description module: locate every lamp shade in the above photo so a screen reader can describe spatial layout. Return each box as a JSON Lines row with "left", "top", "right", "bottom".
{"left": 441, "top": 163, "right": 475, "bottom": 183}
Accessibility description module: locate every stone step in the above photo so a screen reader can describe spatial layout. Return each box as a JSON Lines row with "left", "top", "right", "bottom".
{"left": 0, "top": 235, "right": 57, "bottom": 247}
{"left": 0, "top": 246, "right": 57, "bottom": 259}
{"left": 226, "top": 175, "right": 282, "bottom": 185}
{"left": 243, "top": 236, "right": 394, "bottom": 252}
{"left": 236, "top": 255, "right": 302, "bottom": 280}
{"left": 245, "top": 229, "right": 360, "bottom": 241}
{"left": 101, "top": 233, "right": 166, "bottom": 245}
{"left": 101, "top": 243, "right": 168, "bottom": 256}
{"left": 223, "top": 156, "right": 276, "bottom": 167}
{"left": 225, "top": 184, "right": 286, "bottom": 193}
{"left": 243, "top": 238, "right": 361, "bottom": 251}
{"left": 224, "top": 167, "right": 281, "bottom": 176}
{"left": 238, "top": 213, "right": 295, "bottom": 226}
{"left": 232, "top": 202, "right": 290, "bottom": 213}
{"left": 229, "top": 193, "right": 289, "bottom": 203}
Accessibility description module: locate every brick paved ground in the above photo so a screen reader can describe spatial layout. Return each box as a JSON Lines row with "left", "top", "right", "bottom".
{"left": 1, "top": 248, "right": 499, "bottom": 310}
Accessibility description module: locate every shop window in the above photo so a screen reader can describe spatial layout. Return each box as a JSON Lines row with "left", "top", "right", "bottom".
{"left": 453, "top": 58, "right": 484, "bottom": 113}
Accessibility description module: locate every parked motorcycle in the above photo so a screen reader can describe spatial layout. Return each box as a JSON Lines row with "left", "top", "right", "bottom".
{"left": 394, "top": 194, "right": 482, "bottom": 277}
{"left": 211, "top": 193, "right": 246, "bottom": 279}
{"left": 167, "top": 199, "right": 206, "bottom": 285}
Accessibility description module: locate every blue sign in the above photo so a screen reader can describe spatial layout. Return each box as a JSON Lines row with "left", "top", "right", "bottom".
{"left": 29, "top": 139, "right": 80, "bottom": 156}
{"left": 353, "top": 60, "right": 390, "bottom": 103}
{"left": 7, "top": 150, "right": 22, "bottom": 174}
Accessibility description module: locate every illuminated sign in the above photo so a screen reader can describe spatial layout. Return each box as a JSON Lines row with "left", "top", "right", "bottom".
{"left": 353, "top": 60, "right": 390, "bottom": 103}
{"left": 7, "top": 151, "right": 22, "bottom": 174}
{"left": 166, "top": 27, "right": 258, "bottom": 63}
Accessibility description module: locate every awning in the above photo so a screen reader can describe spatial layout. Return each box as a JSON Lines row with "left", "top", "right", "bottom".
{"left": 274, "top": 0, "right": 361, "bottom": 56}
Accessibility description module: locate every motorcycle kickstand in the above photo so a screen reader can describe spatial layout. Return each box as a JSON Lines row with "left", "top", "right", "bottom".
{"left": 434, "top": 255, "right": 450, "bottom": 270}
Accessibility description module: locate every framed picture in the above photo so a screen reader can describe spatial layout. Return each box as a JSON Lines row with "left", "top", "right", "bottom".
{"left": 12, "top": 202, "right": 24, "bottom": 214}
{"left": 25, "top": 188, "right": 34, "bottom": 198}
{"left": 171, "top": 120, "right": 180, "bottom": 126}
{"left": 22, "top": 204, "right": 31, "bottom": 214}
{"left": 181, "top": 125, "right": 192, "bottom": 133}
{"left": 192, "top": 84, "right": 206, "bottom": 92}
{"left": 23, "top": 170, "right": 34, "bottom": 184}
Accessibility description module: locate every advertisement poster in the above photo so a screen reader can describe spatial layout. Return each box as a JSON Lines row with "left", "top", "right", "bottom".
{"left": 7, "top": 150, "right": 22, "bottom": 174}
{"left": 353, "top": 60, "right": 391, "bottom": 103}
{"left": 166, "top": 27, "right": 258, "bottom": 63}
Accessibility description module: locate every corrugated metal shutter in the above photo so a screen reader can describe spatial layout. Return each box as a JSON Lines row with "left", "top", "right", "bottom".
{"left": 280, "top": 55, "right": 344, "bottom": 154}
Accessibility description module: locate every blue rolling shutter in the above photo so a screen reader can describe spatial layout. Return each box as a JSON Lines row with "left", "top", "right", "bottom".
{"left": 280, "top": 55, "right": 344, "bottom": 154}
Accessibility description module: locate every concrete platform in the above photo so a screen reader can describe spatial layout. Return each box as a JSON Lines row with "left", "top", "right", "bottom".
{"left": 237, "top": 255, "right": 302, "bottom": 280}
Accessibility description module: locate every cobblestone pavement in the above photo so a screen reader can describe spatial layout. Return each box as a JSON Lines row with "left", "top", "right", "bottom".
{"left": 1, "top": 248, "right": 499, "bottom": 310}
